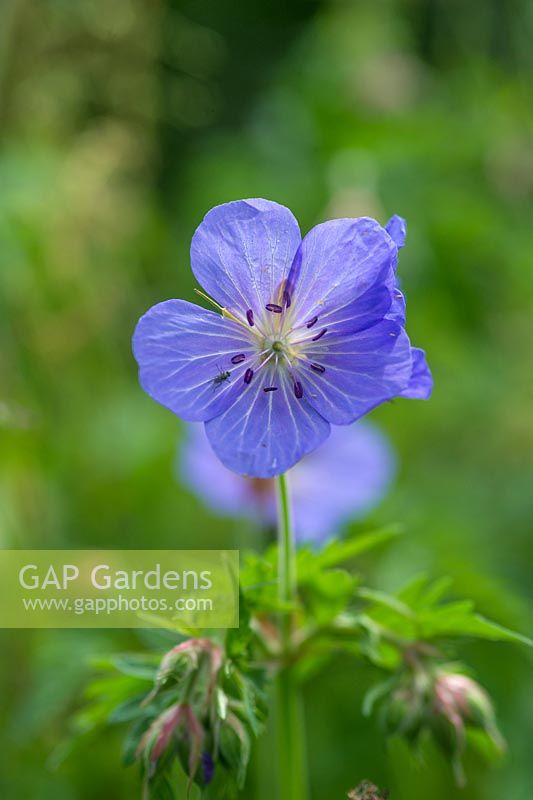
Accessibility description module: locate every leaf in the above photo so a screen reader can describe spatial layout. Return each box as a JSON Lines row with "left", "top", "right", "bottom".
{"left": 112, "top": 654, "right": 160, "bottom": 681}
{"left": 147, "top": 774, "right": 176, "bottom": 800}
{"left": 314, "top": 525, "right": 403, "bottom": 569}
{"left": 108, "top": 694, "right": 147, "bottom": 724}
{"left": 358, "top": 588, "right": 416, "bottom": 621}
{"left": 360, "top": 576, "right": 533, "bottom": 649}
{"left": 301, "top": 569, "right": 358, "bottom": 626}
{"left": 122, "top": 715, "right": 152, "bottom": 766}
{"left": 419, "top": 605, "right": 533, "bottom": 645}
{"left": 362, "top": 677, "right": 396, "bottom": 717}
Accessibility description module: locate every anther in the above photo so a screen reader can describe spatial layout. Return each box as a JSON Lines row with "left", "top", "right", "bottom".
{"left": 244, "top": 368, "right": 254, "bottom": 384}
{"left": 246, "top": 309, "right": 254, "bottom": 327}
{"left": 310, "top": 363, "right": 325, "bottom": 373}
{"left": 231, "top": 354, "right": 246, "bottom": 364}
{"left": 306, "top": 316, "right": 318, "bottom": 328}
{"left": 263, "top": 386, "right": 278, "bottom": 393}
{"left": 294, "top": 381, "right": 304, "bottom": 399}
{"left": 266, "top": 303, "right": 283, "bottom": 314}
{"left": 283, "top": 289, "right": 292, "bottom": 309}
{"left": 312, "top": 328, "right": 327, "bottom": 342}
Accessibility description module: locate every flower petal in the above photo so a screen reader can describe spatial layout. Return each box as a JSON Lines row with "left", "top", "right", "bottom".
{"left": 299, "top": 319, "right": 413, "bottom": 424}
{"left": 190, "top": 199, "right": 301, "bottom": 317}
{"left": 385, "top": 214, "right": 407, "bottom": 250}
{"left": 303, "top": 282, "right": 393, "bottom": 340}
{"left": 133, "top": 299, "right": 255, "bottom": 422}
{"left": 387, "top": 284, "right": 406, "bottom": 324}
{"left": 400, "top": 347, "right": 433, "bottom": 399}
{"left": 286, "top": 217, "right": 396, "bottom": 323}
{"left": 204, "top": 372, "right": 330, "bottom": 478}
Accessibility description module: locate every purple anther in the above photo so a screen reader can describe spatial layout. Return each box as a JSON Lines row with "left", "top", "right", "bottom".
{"left": 231, "top": 354, "right": 246, "bottom": 364}
{"left": 265, "top": 303, "right": 283, "bottom": 314}
{"left": 310, "top": 363, "right": 325, "bottom": 374}
{"left": 306, "top": 316, "right": 318, "bottom": 328}
{"left": 201, "top": 752, "right": 215, "bottom": 785}
{"left": 263, "top": 386, "right": 278, "bottom": 393}
{"left": 246, "top": 309, "right": 254, "bottom": 327}
{"left": 244, "top": 368, "right": 254, "bottom": 384}
{"left": 311, "top": 328, "right": 327, "bottom": 342}
{"left": 283, "top": 289, "right": 292, "bottom": 309}
{"left": 294, "top": 381, "right": 304, "bottom": 399}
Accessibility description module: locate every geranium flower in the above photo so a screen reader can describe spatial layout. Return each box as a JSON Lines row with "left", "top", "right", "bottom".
{"left": 179, "top": 421, "right": 395, "bottom": 544}
{"left": 133, "top": 200, "right": 431, "bottom": 477}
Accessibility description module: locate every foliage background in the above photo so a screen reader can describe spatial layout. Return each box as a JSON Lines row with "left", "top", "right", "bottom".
{"left": 0, "top": 0, "right": 532, "bottom": 798}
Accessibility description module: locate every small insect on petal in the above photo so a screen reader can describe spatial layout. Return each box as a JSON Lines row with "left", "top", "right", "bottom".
{"left": 231, "top": 354, "right": 246, "bottom": 364}
{"left": 263, "top": 386, "right": 278, "bottom": 393}
{"left": 246, "top": 309, "right": 254, "bottom": 327}
{"left": 294, "top": 381, "right": 304, "bottom": 399}
{"left": 265, "top": 303, "right": 283, "bottom": 314}
{"left": 310, "top": 363, "right": 326, "bottom": 374}
{"left": 244, "top": 368, "right": 254, "bottom": 385}
{"left": 312, "top": 328, "right": 327, "bottom": 342}
{"left": 306, "top": 315, "right": 319, "bottom": 329}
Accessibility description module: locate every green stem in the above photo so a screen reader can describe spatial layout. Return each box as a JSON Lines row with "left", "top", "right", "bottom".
{"left": 275, "top": 473, "right": 309, "bottom": 800}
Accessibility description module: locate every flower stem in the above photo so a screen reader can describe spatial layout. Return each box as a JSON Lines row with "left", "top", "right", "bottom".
{"left": 276, "top": 473, "right": 309, "bottom": 800}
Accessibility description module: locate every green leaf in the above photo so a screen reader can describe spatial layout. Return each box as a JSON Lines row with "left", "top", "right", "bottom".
{"left": 358, "top": 588, "right": 416, "bottom": 621}
{"left": 313, "top": 525, "right": 403, "bottom": 569}
{"left": 112, "top": 653, "right": 160, "bottom": 681}
{"left": 419, "top": 605, "right": 533, "bottom": 645}
{"left": 147, "top": 774, "right": 176, "bottom": 800}
{"left": 360, "top": 575, "right": 533, "bottom": 648}
{"left": 362, "top": 677, "right": 396, "bottom": 717}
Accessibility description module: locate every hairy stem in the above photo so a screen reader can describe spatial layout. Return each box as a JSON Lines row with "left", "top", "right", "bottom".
{"left": 275, "top": 473, "right": 309, "bottom": 800}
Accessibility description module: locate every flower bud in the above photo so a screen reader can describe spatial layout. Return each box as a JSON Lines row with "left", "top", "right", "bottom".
{"left": 432, "top": 670, "right": 505, "bottom": 753}
{"left": 380, "top": 670, "right": 430, "bottom": 742}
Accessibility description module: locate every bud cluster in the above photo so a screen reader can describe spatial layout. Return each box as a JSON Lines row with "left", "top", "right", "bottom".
{"left": 136, "top": 637, "right": 267, "bottom": 794}
{"left": 377, "top": 661, "right": 504, "bottom": 784}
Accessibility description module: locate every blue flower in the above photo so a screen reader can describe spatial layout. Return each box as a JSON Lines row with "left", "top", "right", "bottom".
{"left": 133, "top": 200, "right": 431, "bottom": 478}
{"left": 179, "top": 421, "right": 396, "bottom": 544}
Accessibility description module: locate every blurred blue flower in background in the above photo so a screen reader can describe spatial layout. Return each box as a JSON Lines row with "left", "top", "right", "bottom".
{"left": 133, "top": 200, "right": 431, "bottom": 479}
{"left": 179, "top": 420, "right": 396, "bottom": 544}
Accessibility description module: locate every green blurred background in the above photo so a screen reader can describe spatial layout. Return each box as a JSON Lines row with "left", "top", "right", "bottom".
{"left": 1, "top": 0, "right": 532, "bottom": 797}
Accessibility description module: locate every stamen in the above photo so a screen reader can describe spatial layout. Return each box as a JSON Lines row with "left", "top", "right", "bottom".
{"left": 263, "top": 386, "right": 278, "bottom": 393}
{"left": 283, "top": 289, "right": 291, "bottom": 309}
{"left": 312, "top": 328, "right": 327, "bottom": 342}
{"left": 294, "top": 381, "right": 303, "bottom": 399}
{"left": 306, "top": 316, "right": 319, "bottom": 329}
{"left": 244, "top": 368, "right": 254, "bottom": 385}
{"left": 265, "top": 303, "right": 283, "bottom": 314}
{"left": 231, "top": 354, "right": 246, "bottom": 364}
{"left": 246, "top": 309, "right": 254, "bottom": 327}
{"left": 310, "top": 363, "right": 326, "bottom": 374}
